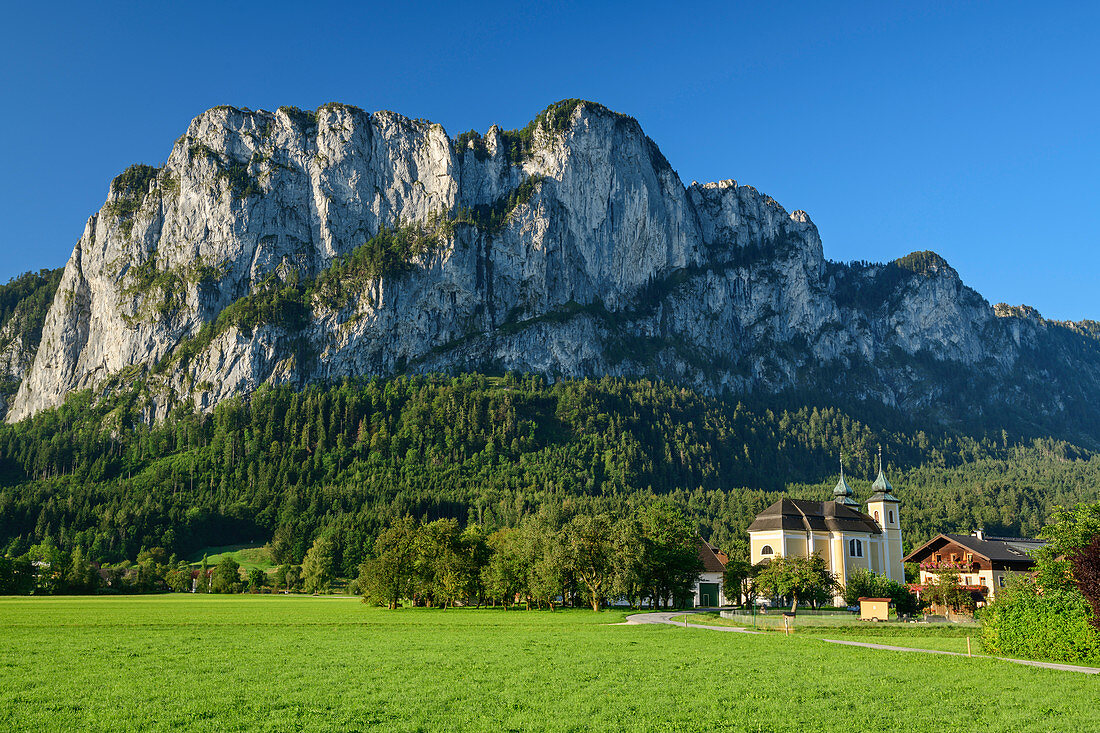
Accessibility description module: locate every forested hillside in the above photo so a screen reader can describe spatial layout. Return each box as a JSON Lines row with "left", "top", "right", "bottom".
{"left": 1, "top": 374, "right": 1096, "bottom": 576}
{"left": 0, "top": 269, "right": 63, "bottom": 342}
{"left": 0, "top": 268, "right": 64, "bottom": 409}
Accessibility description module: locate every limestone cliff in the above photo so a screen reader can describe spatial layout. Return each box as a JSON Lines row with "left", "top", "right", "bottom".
{"left": 9, "top": 101, "right": 1100, "bottom": 444}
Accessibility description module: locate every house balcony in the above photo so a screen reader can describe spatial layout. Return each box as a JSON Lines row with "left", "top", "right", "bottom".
{"left": 918, "top": 560, "right": 981, "bottom": 572}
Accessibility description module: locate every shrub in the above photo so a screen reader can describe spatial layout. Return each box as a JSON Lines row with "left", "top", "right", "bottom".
{"left": 980, "top": 577, "right": 1100, "bottom": 664}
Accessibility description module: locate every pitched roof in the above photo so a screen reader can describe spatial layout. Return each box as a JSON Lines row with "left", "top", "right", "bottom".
{"left": 747, "top": 498, "right": 882, "bottom": 535}
{"left": 903, "top": 533, "right": 1046, "bottom": 565}
{"left": 698, "top": 537, "right": 728, "bottom": 572}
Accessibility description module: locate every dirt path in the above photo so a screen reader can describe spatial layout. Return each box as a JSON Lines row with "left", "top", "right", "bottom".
{"left": 624, "top": 610, "right": 1100, "bottom": 675}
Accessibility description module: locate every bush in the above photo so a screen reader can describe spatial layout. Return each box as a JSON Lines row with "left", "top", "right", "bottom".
{"left": 980, "top": 577, "right": 1100, "bottom": 664}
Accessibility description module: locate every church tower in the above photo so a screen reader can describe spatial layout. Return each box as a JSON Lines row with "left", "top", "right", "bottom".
{"left": 866, "top": 447, "right": 904, "bottom": 582}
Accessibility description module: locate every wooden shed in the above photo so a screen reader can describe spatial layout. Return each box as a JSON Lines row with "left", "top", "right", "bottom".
{"left": 858, "top": 597, "right": 891, "bottom": 621}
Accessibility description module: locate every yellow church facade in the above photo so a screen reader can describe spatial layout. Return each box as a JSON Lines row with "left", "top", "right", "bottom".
{"left": 746, "top": 461, "right": 904, "bottom": 605}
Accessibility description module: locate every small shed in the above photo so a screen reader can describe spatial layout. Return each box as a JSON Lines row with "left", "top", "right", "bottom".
{"left": 858, "top": 597, "right": 891, "bottom": 621}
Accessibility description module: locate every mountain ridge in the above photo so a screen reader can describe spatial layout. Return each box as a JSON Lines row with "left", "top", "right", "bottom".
{"left": 6, "top": 100, "right": 1100, "bottom": 446}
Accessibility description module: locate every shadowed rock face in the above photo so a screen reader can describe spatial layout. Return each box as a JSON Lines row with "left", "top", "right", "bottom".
{"left": 8, "top": 101, "right": 1100, "bottom": 443}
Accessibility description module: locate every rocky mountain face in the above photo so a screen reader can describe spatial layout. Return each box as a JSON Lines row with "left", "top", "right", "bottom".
{"left": 8, "top": 100, "right": 1100, "bottom": 443}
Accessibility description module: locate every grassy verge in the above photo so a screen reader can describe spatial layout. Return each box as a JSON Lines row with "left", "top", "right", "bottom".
{"left": 0, "top": 596, "right": 1093, "bottom": 732}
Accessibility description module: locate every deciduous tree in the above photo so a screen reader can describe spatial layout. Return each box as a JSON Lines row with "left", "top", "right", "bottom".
{"left": 755, "top": 554, "right": 836, "bottom": 613}
{"left": 211, "top": 556, "right": 241, "bottom": 593}
{"left": 565, "top": 514, "right": 614, "bottom": 611}
{"left": 358, "top": 515, "right": 417, "bottom": 608}
{"left": 302, "top": 536, "right": 336, "bottom": 594}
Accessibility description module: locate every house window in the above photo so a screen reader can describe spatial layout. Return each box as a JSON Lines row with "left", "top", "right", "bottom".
{"left": 998, "top": 576, "right": 1006, "bottom": 588}
{"left": 935, "top": 554, "right": 942, "bottom": 562}
{"left": 980, "top": 577, "right": 987, "bottom": 586}
{"left": 966, "top": 553, "right": 973, "bottom": 563}
{"left": 760, "top": 545, "right": 773, "bottom": 556}
{"left": 950, "top": 553, "right": 958, "bottom": 562}
{"left": 849, "top": 539, "right": 863, "bottom": 557}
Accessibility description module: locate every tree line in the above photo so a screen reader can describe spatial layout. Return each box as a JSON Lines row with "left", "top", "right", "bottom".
{"left": 355, "top": 501, "right": 702, "bottom": 610}
{"left": 1, "top": 374, "right": 1098, "bottom": 575}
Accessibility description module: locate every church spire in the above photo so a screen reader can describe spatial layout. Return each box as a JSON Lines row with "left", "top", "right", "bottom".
{"left": 832, "top": 451, "right": 859, "bottom": 507}
{"left": 870, "top": 444, "right": 899, "bottom": 503}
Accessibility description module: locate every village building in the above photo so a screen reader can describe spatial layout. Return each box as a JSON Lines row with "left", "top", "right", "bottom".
{"left": 903, "top": 530, "right": 1045, "bottom": 604}
{"left": 746, "top": 454, "right": 905, "bottom": 605}
{"left": 691, "top": 537, "right": 728, "bottom": 607}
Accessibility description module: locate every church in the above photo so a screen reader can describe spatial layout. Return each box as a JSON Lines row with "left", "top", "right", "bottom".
{"left": 746, "top": 454, "right": 904, "bottom": 605}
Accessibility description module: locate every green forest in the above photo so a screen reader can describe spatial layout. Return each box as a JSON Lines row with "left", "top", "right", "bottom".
{"left": 0, "top": 268, "right": 63, "bottom": 396}
{"left": 1, "top": 373, "right": 1097, "bottom": 577}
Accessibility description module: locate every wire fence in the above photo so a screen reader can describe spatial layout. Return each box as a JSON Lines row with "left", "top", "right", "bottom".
{"left": 717, "top": 609, "right": 980, "bottom": 630}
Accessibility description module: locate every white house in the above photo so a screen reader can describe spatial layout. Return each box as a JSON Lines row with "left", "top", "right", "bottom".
{"left": 692, "top": 537, "right": 728, "bottom": 607}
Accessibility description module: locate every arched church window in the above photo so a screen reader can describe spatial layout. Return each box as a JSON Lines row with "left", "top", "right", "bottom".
{"left": 760, "top": 545, "right": 773, "bottom": 556}
{"left": 889, "top": 511, "right": 895, "bottom": 524}
{"left": 874, "top": 511, "right": 880, "bottom": 521}
{"left": 849, "top": 539, "right": 863, "bottom": 557}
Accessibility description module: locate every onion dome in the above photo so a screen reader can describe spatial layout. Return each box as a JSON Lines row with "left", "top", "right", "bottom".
{"left": 832, "top": 455, "right": 859, "bottom": 507}
{"left": 870, "top": 446, "right": 900, "bottom": 503}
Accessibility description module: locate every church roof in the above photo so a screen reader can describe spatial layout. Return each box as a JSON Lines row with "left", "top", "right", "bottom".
{"left": 747, "top": 498, "right": 882, "bottom": 535}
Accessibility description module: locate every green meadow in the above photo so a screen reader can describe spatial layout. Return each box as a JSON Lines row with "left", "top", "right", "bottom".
{"left": 0, "top": 596, "right": 1095, "bottom": 732}
{"left": 186, "top": 545, "right": 275, "bottom": 572}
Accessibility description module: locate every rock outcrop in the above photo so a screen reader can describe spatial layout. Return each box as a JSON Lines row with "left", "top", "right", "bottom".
{"left": 9, "top": 100, "right": 1100, "bottom": 444}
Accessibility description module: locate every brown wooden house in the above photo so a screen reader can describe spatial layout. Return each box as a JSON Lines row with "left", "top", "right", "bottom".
{"left": 904, "top": 530, "right": 1045, "bottom": 603}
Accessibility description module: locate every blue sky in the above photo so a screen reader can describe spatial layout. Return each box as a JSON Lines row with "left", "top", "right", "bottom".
{"left": 2, "top": 1, "right": 1096, "bottom": 319}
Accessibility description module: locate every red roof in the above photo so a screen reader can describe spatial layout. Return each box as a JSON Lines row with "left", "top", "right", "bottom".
{"left": 698, "top": 537, "right": 728, "bottom": 572}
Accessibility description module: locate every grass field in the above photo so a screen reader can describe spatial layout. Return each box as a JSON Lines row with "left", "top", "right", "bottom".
{"left": 1, "top": 596, "right": 1096, "bottom": 732}
{"left": 185, "top": 545, "right": 274, "bottom": 572}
